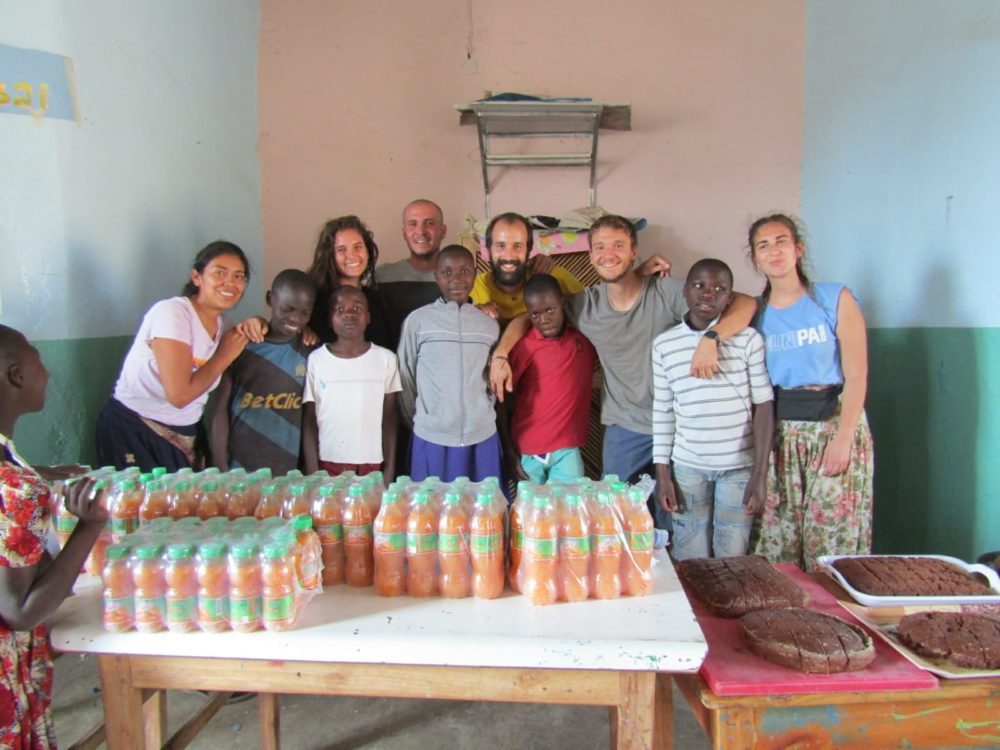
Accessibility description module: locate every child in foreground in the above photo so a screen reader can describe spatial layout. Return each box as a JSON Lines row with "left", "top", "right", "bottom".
{"left": 652, "top": 259, "right": 774, "bottom": 559}
{"left": 398, "top": 245, "right": 501, "bottom": 482}
{"left": 499, "top": 273, "right": 596, "bottom": 483}
{"left": 302, "top": 286, "right": 400, "bottom": 480}
{"left": 210, "top": 269, "right": 317, "bottom": 474}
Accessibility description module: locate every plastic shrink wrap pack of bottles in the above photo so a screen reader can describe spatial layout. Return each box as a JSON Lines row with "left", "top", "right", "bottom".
{"left": 372, "top": 477, "right": 507, "bottom": 599}
{"left": 509, "top": 478, "right": 654, "bottom": 605}
{"left": 52, "top": 465, "right": 387, "bottom": 631}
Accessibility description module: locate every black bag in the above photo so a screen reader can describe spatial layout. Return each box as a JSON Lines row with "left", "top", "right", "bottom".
{"left": 774, "top": 385, "right": 842, "bottom": 421}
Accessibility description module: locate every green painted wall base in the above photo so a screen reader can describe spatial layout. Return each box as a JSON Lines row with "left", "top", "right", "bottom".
{"left": 868, "top": 327, "right": 1000, "bottom": 562}
{"left": 14, "top": 336, "right": 132, "bottom": 468}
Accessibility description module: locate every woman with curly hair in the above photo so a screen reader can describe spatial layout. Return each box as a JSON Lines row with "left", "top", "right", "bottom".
{"left": 306, "top": 215, "right": 389, "bottom": 347}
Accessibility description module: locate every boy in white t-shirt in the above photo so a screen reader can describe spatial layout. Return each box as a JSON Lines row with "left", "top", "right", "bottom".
{"left": 302, "top": 286, "right": 401, "bottom": 481}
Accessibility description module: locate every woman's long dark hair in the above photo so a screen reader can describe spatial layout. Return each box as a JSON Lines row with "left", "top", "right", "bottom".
{"left": 307, "top": 215, "right": 379, "bottom": 295}
{"left": 182, "top": 240, "right": 250, "bottom": 297}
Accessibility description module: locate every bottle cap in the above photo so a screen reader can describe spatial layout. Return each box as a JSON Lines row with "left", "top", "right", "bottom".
{"left": 229, "top": 542, "right": 258, "bottom": 559}
{"left": 290, "top": 514, "right": 313, "bottom": 530}
{"left": 199, "top": 541, "right": 226, "bottom": 559}
{"left": 262, "top": 541, "right": 292, "bottom": 559}
{"left": 106, "top": 543, "right": 130, "bottom": 561}
{"left": 443, "top": 491, "right": 463, "bottom": 506}
{"left": 288, "top": 483, "right": 307, "bottom": 496}
{"left": 167, "top": 543, "right": 195, "bottom": 560}
{"left": 135, "top": 544, "right": 163, "bottom": 560}
{"left": 348, "top": 484, "right": 365, "bottom": 498}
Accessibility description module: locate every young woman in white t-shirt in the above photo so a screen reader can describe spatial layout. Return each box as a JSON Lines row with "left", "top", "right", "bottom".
{"left": 96, "top": 241, "right": 263, "bottom": 471}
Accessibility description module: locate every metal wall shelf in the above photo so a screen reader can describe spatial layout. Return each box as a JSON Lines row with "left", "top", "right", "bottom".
{"left": 455, "top": 100, "right": 631, "bottom": 216}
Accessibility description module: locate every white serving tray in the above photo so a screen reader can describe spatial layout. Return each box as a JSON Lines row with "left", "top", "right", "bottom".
{"left": 817, "top": 554, "right": 1000, "bottom": 607}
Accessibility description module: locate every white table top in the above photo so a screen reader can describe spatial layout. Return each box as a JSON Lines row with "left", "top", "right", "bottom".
{"left": 48, "top": 552, "right": 706, "bottom": 673}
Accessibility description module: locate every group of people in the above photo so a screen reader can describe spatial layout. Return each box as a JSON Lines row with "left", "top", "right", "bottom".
{"left": 0, "top": 198, "right": 873, "bottom": 745}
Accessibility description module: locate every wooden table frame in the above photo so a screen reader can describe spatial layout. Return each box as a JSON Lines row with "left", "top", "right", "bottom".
{"left": 97, "top": 654, "right": 677, "bottom": 750}
{"left": 674, "top": 670, "right": 1000, "bottom": 749}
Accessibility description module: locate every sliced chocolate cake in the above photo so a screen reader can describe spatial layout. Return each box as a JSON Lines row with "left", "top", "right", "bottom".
{"left": 677, "top": 555, "right": 810, "bottom": 617}
{"left": 896, "top": 612, "right": 1000, "bottom": 670}
{"left": 832, "top": 557, "right": 993, "bottom": 597}
{"left": 739, "top": 608, "right": 876, "bottom": 673}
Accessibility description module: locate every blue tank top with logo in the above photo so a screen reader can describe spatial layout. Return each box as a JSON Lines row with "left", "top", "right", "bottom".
{"left": 755, "top": 283, "right": 856, "bottom": 389}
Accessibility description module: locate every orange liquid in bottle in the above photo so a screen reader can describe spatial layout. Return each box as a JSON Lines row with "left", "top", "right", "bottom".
{"left": 406, "top": 491, "right": 437, "bottom": 597}
{"left": 590, "top": 492, "right": 622, "bottom": 600}
{"left": 262, "top": 541, "right": 297, "bottom": 631}
{"left": 225, "top": 480, "right": 256, "bottom": 519}
{"left": 255, "top": 482, "right": 283, "bottom": 519}
{"left": 140, "top": 479, "right": 169, "bottom": 523}
{"left": 470, "top": 491, "right": 504, "bottom": 599}
{"left": 132, "top": 544, "right": 167, "bottom": 633}
{"left": 102, "top": 543, "right": 135, "bottom": 632}
{"left": 312, "top": 484, "right": 344, "bottom": 585}
{"left": 507, "top": 488, "right": 530, "bottom": 593}
{"left": 342, "top": 485, "right": 374, "bottom": 587}
{"left": 522, "top": 494, "right": 558, "bottom": 605}
{"left": 373, "top": 490, "right": 407, "bottom": 596}
{"left": 228, "top": 542, "right": 262, "bottom": 632}
{"left": 196, "top": 480, "right": 226, "bottom": 519}
{"left": 164, "top": 543, "right": 198, "bottom": 633}
{"left": 621, "top": 487, "right": 653, "bottom": 597}
{"left": 558, "top": 493, "right": 591, "bottom": 602}
{"left": 196, "top": 541, "right": 229, "bottom": 632}
{"left": 290, "top": 514, "right": 322, "bottom": 591}
{"left": 438, "top": 492, "right": 470, "bottom": 599}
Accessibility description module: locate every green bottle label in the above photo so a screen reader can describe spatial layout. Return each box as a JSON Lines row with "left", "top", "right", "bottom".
{"left": 438, "top": 531, "right": 468, "bottom": 554}
{"left": 629, "top": 531, "right": 653, "bottom": 552}
{"left": 55, "top": 515, "right": 79, "bottom": 533}
{"left": 374, "top": 531, "right": 405, "bottom": 552}
{"left": 229, "top": 595, "right": 262, "bottom": 623}
{"left": 103, "top": 596, "right": 134, "bottom": 620}
{"left": 344, "top": 524, "right": 372, "bottom": 546}
{"left": 167, "top": 596, "right": 196, "bottom": 623}
{"left": 559, "top": 535, "right": 591, "bottom": 556}
{"left": 263, "top": 593, "right": 295, "bottom": 621}
{"left": 135, "top": 595, "right": 166, "bottom": 618}
{"left": 406, "top": 531, "right": 437, "bottom": 554}
{"left": 511, "top": 529, "right": 523, "bottom": 550}
{"left": 198, "top": 596, "right": 229, "bottom": 621}
{"left": 109, "top": 516, "right": 139, "bottom": 537}
{"left": 470, "top": 532, "right": 501, "bottom": 554}
{"left": 593, "top": 534, "right": 623, "bottom": 555}
{"left": 524, "top": 537, "right": 557, "bottom": 559}
{"left": 316, "top": 523, "right": 343, "bottom": 543}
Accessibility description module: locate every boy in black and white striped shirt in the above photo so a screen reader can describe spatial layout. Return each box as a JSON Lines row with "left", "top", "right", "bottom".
{"left": 651, "top": 259, "right": 774, "bottom": 559}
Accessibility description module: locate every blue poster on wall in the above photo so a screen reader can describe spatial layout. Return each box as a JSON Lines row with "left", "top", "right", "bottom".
{"left": 0, "top": 42, "right": 78, "bottom": 122}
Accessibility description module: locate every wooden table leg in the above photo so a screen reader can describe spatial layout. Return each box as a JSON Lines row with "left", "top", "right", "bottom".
{"left": 611, "top": 671, "right": 673, "bottom": 749}
{"left": 142, "top": 689, "right": 166, "bottom": 749}
{"left": 258, "top": 693, "right": 280, "bottom": 750}
{"left": 97, "top": 655, "right": 148, "bottom": 750}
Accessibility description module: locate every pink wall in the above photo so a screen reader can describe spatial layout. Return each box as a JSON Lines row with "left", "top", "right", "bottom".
{"left": 258, "top": 0, "right": 803, "bottom": 292}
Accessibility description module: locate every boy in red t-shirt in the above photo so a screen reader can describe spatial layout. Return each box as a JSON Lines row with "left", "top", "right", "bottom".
{"left": 499, "top": 273, "right": 597, "bottom": 483}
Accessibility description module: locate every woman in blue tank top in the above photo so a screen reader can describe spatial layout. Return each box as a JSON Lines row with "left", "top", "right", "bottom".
{"left": 746, "top": 214, "right": 874, "bottom": 571}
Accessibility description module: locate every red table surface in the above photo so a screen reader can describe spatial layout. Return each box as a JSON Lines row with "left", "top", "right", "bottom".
{"left": 690, "top": 562, "right": 939, "bottom": 696}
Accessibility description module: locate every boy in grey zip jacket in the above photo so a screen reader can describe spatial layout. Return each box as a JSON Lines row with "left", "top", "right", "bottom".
{"left": 397, "top": 245, "right": 502, "bottom": 481}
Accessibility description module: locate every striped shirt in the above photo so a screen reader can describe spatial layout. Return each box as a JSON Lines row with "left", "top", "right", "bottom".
{"left": 651, "top": 321, "right": 773, "bottom": 470}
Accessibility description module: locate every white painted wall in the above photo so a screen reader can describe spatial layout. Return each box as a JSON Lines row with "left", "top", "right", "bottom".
{"left": 0, "top": 1, "right": 263, "bottom": 340}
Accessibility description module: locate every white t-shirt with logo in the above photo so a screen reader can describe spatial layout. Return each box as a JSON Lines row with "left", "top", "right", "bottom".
{"left": 113, "top": 296, "right": 225, "bottom": 426}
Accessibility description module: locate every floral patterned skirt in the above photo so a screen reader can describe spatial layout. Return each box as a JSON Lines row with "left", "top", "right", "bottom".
{"left": 750, "top": 409, "right": 874, "bottom": 572}
{"left": 0, "top": 627, "right": 56, "bottom": 750}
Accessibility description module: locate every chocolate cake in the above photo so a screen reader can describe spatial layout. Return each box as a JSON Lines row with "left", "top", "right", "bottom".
{"left": 740, "top": 608, "right": 876, "bottom": 673}
{"left": 832, "top": 557, "right": 993, "bottom": 597}
{"left": 677, "top": 555, "right": 810, "bottom": 617}
{"left": 896, "top": 612, "right": 1000, "bottom": 670}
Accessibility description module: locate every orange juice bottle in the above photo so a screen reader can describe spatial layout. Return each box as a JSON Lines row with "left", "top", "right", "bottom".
{"left": 261, "top": 541, "right": 297, "bottom": 631}
{"left": 132, "top": 544, "right": 167, "bottom": 633}
{"left": 342, "top": 484, "right": 374, "bottom": 587}
{"left": 283, "top": 482, "right": 311, "bottom": 519}
{"left": 622, "top": 487, "right": 654, "bottom": 596}
{"left": 140, "top": 479, "right": 169, "bottom": 524}
{"left": 85, "top": 479, "right": 113, "bottom": 576}
{"left": 255, "top": 482, "right": 283, "bottom": 519}
{"left": 312, "top": 484, "right": 344, "bottom": 585}
{"left": 225, "top": 480, "right": 256, "bottom": 519}
{"left": 196, "top": 541, "right": 229, "bottom": 632}
{"left": 558, "top": 493, "right": 591, "bottom": 602}
{"left": 406, "top": 490, "right": 437, "bottom": 597}
{"left": 164, "top": 543, "right": 198, "bottom": 633}
{"left": 53, "top": 486, "right": 78, "bottom": 549}
{"left": 507, "top": 487, "right": 531, "bottom": 592}
{"left": 470, "top": 490, "right": 504, "bottom": 599}
{"left": 521, "top": 494, "right": 558, "bottom": 605}
{"left": 228, "top": 542, "right": 262, "bottom": 632}
{"left": 290, "top": 514, "right": 321, "bottom": 590}
{"left": 590, "top": 492, "right": 622, "bottom": 599}
{"left": 438, "top": 492, "right": 471, "bottom": 598}
{"left": 102, "top": 543, "right": 135, "bottom": 632}
{"left": 373, "top": 489, "right": 407, "bottom": 596}
{"left": 196, "top": 480, "right": 226, "bottom": 519}
{"left": 167, "top": 479, "right": 198, "bottom": 520}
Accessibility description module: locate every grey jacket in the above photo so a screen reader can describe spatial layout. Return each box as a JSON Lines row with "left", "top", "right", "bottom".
{"left": 397, "top": 298, "right": 499, "bottom": 447}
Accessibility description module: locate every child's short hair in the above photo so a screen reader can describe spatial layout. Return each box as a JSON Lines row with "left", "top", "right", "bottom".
{"left": 523, "top": 273, "right": 563, "bottom": 301}
{"left": 328, "top": 284, "right": 368, "bottom": 311}
{"left": 436, "top": 244, "right": 475, "bottom": 266}
{"left": 271, "top": 268, "right": 315, "bottom": 296}
{"left": 687, "top": 258, "right": 733, "bottom": 285}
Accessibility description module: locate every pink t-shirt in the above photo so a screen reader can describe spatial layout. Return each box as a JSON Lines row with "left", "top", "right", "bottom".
{"left": 113, "top": 297, "right": 226, "bottom": 426}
